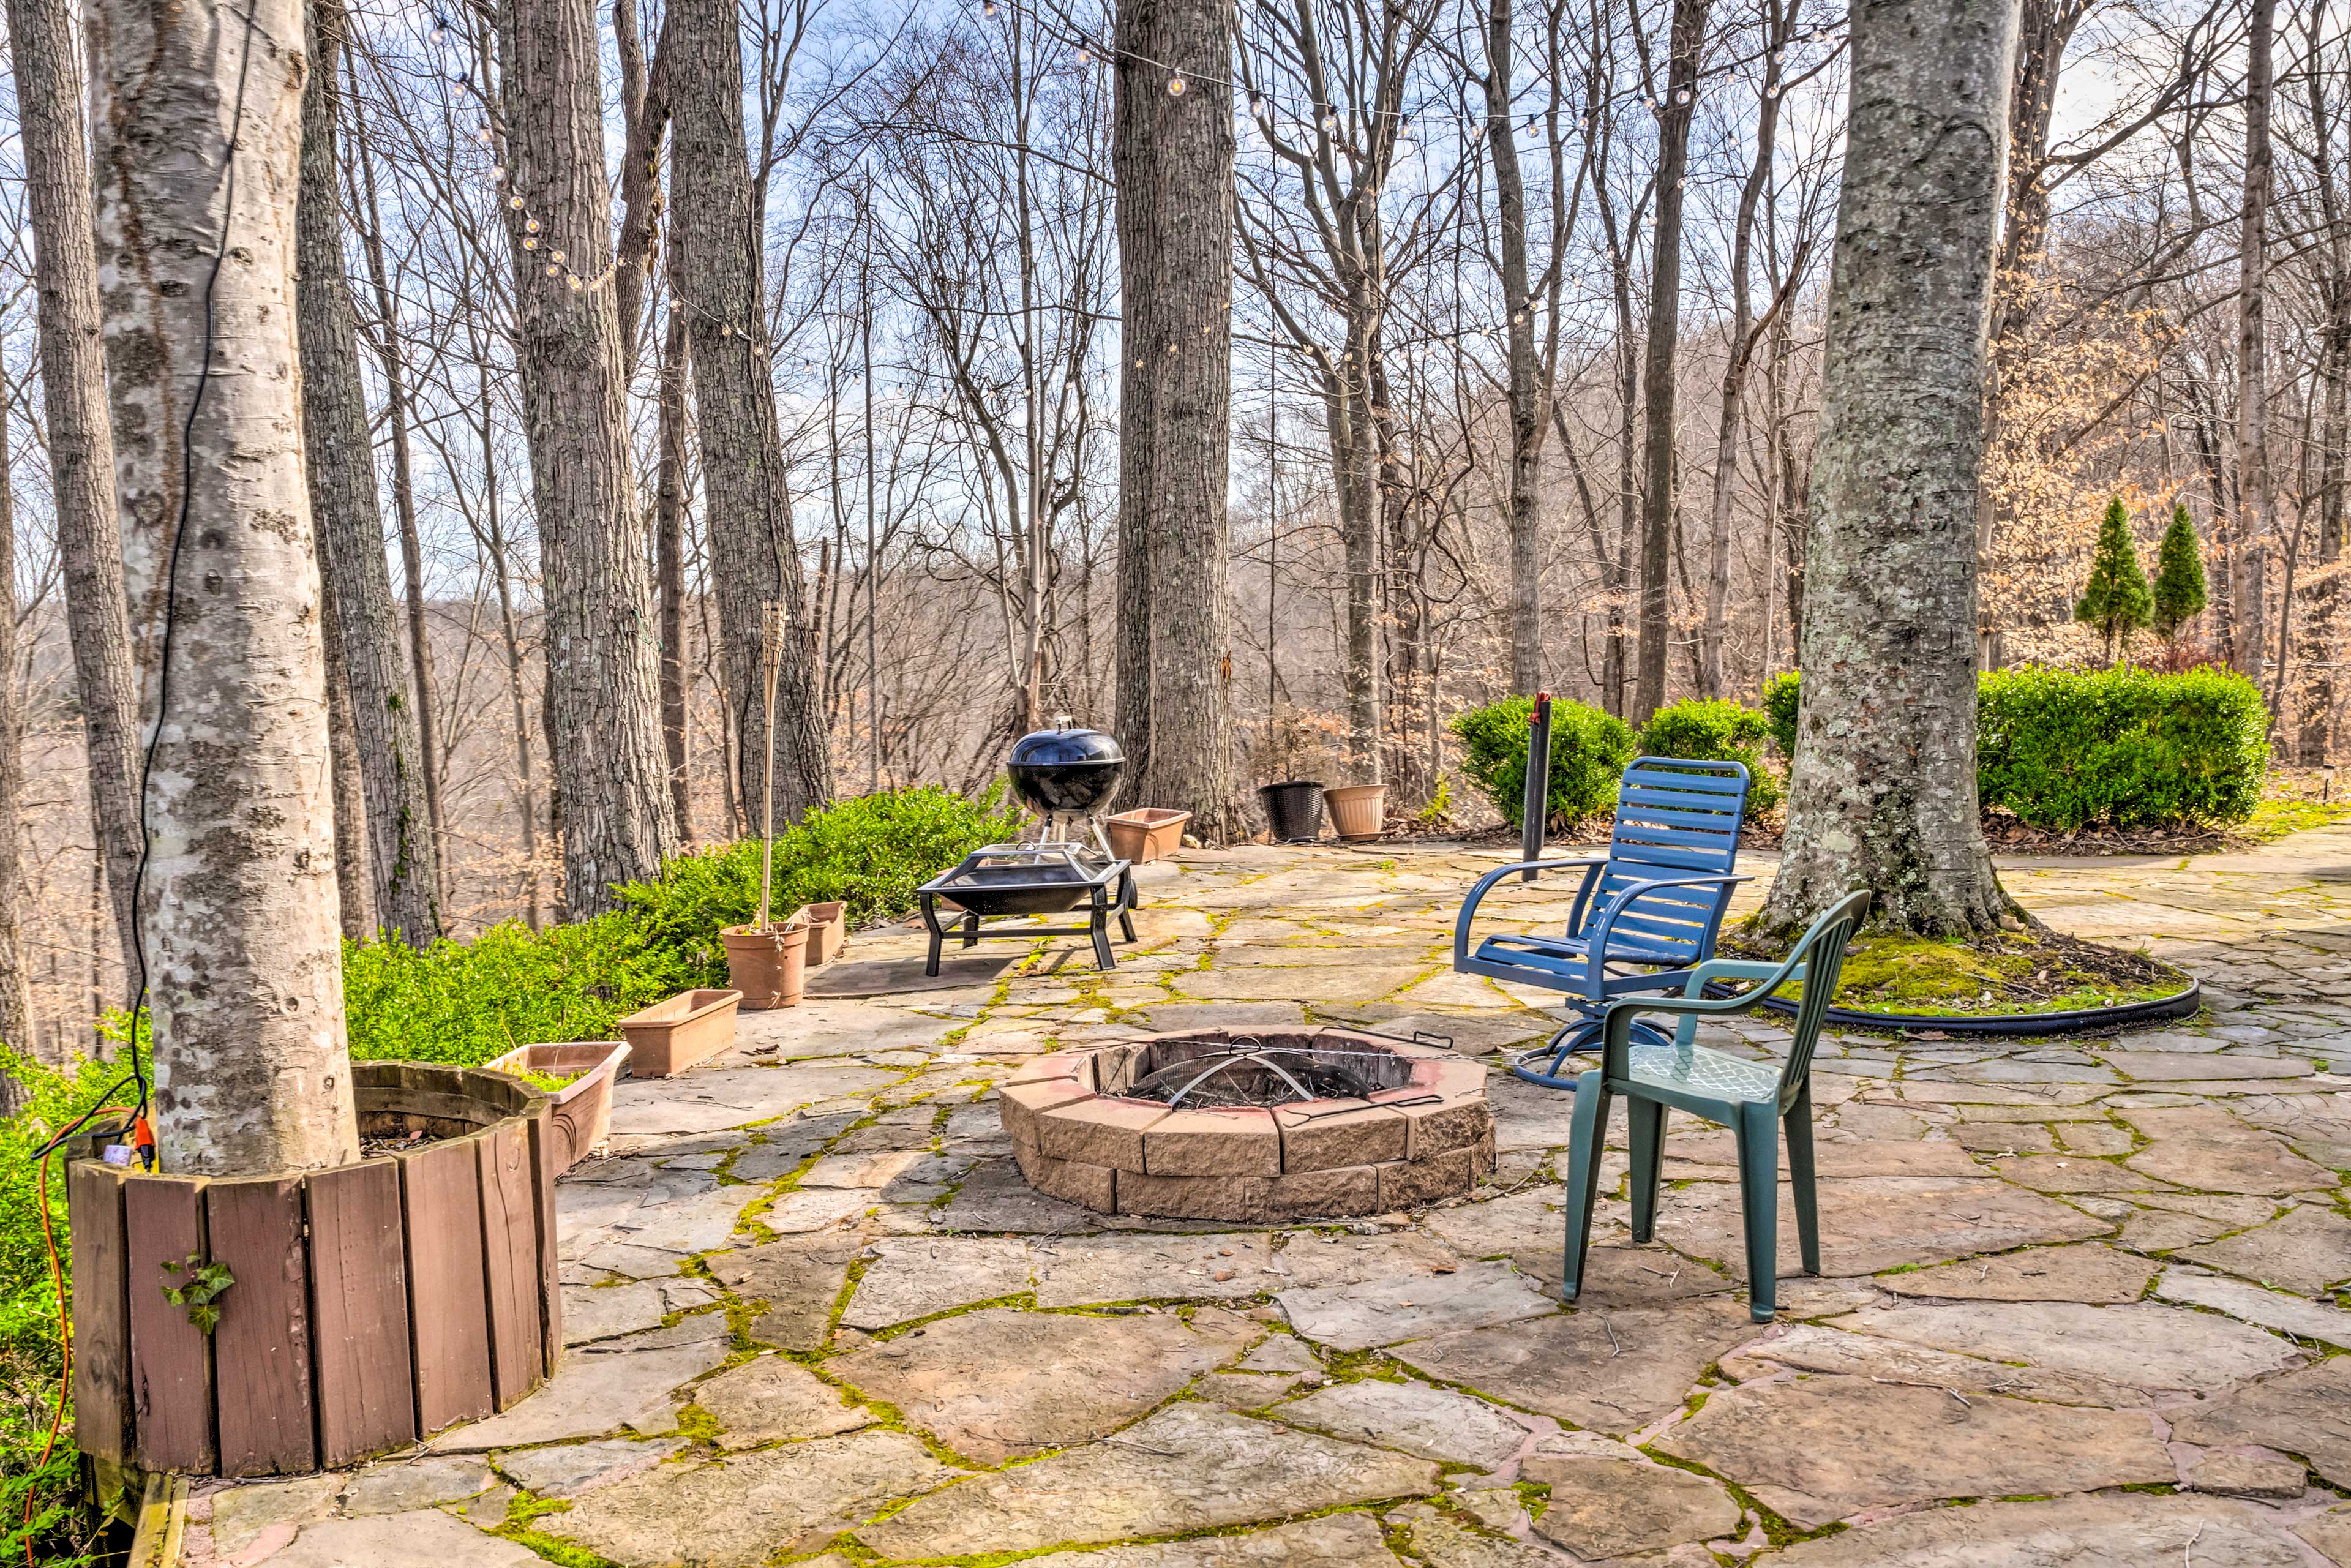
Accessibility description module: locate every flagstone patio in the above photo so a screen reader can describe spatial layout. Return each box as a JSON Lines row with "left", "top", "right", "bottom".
{"left": 181, "top": 828, "right": 2351, "bottom": 1567}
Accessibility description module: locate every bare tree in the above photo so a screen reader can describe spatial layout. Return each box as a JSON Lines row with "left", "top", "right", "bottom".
{"left": 0, "top": 387, "right": 29, "bottom": 1047}
{"left": 4, "top": 0, "right": 142, "bottom": 982}
{"left": 88, "top": 0, "right": 359, "bottom": 1171}
{"left": 1760, "top": 0, "right": 2020, "bottom": 937}
{"left": 670, "top": 0, "right": 834, "bottom": 825}
{"left": 497, "top": 0, "right": 681, "bottom": 912}
{"left": 2233, "top": 0, "right": 2275, "bottom": 686}
{"left": 298, "top": 0, "right": 444, "bottom": 944}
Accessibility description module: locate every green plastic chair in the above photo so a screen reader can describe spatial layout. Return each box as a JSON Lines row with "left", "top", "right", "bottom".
{"left": 1558, "top": 888, "right": 1872, "bottom": 1322}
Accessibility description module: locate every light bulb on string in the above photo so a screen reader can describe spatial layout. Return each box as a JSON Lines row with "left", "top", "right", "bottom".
{"left": 546, "top": 263, "right": 560, "bottom": 276}
{"left": 1168, "top": 74, "right": 1187, "bottom": 96}
{"left": 568, "top": 276, "right": 583, "bottom": 291}
{"left": 523, "top": 236, "right": 538, "bottom": 250}
{"left": 1676, "top": 89, "right": 1692, "bottom": 104}
{"left": 508, "top": 195, "right": 523, "bottom": 209}
{"left": 1320, "top": 106, "right": 1338, "bottom": 132}
{"left": 1248, "top": 93, "right": 1265, "bottom": 116}
{"left": 490, "top": 165, "right": 505, "bottom": 180}
{"left": 475, "top": 127, "right": 493, "bottom": 145}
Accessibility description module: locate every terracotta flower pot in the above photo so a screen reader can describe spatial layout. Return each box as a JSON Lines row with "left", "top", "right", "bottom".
{"left": 1104, "top": 807, "right": 1191, "bottom": 863}
{"left": 617, "top": 988, "right": 743, "bottom": 1076}
{"left": 798, "top": 901, "right": 847, "bottom": 966}
{"left": 722, "top": 920, "right": 809, "bottom": 1010}
{"left": 483, "top": 1040, "right": 631, "bottom": 1171}
{"left": 1324, "top": 783, "right": 1389, "bottom": 841}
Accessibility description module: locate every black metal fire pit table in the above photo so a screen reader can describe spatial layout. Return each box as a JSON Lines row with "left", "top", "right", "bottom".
{"left": 917, "top": 842, "right": 1139, "bottom": 974}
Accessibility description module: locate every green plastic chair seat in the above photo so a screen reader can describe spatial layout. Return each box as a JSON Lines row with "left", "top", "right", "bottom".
{"left": 1620, "top": 1041, "right": 1783, "bottom": 1109}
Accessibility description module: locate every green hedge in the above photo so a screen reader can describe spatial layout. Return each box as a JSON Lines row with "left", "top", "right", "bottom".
{"left": 1978, "top": 665, "right": 2268, "bottom": 830}
{"left": 1637, "top": 699, "right": 1783, "bottom": 814}
{"left": 1761, "top": 666, "right": 2268, "bottom": 830}
{"left": 346, "top": 784, "right": 1023, "bottom": 1065}
{"left": 1762, "top": 670, "right": 1802, "bottom": 759}
{"left": 1450, "top": 696, "right": 1637, "bottom": 828}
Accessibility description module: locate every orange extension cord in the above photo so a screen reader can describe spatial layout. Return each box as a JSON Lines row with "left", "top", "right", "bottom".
{"left": 25, "top": 1110, "right": 129, "bottom": 1568}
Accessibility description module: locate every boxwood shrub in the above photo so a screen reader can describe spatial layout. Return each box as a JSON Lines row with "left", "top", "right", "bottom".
{"left": 1450, "top": 696, "right": 1637, "bottom": 828}
{"left": 1977, "top": 665, "right": 2267, "bottom": 831}
{"left": 1758, "top": 666, "right": 2268, "bottom": 830}
{"left": 1761, "top": 670, "right": 1802, "bottom": 759}
{"left": 1637, "top": 698, "right": 1783, "bottom": 813}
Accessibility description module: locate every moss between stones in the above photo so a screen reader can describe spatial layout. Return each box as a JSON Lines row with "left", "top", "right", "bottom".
{"left": 1723, "top": 921, "right": 2188, "bottom": 1019}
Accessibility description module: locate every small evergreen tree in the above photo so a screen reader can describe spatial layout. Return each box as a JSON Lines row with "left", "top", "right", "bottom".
{"left": 2074, "top": 496, "right": 2154, "bottom": 662}
{"left": 2151, "top": 500, "right": 2209, "bottom": 643}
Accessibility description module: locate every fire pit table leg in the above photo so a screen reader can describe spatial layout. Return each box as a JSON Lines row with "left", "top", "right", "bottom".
{"left": 961, "top": 911, "right": 981, "bottom": 949}
{"left": 1116, "top": 866, "right": 1139, "bottom": 943}
{"left": 920, "top": 892, "right": 947, "bottom": 977}
{"left": 1089, "top": 882, "right": 1117, "bottom": 970}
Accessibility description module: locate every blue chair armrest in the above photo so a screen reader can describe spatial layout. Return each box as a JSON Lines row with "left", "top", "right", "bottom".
{"left": 1454, "top": 857, "right": 1607, "bottom": 970}
{"left": 1578, "top": 873, "right": 1751, "bottom": 991}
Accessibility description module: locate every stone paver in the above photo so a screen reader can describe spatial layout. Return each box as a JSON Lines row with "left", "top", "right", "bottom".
{"left": 831, "top": 1306, "right": 1251, "bottom": 1461}
{"left": 853, "top": 1404, "right": 1439, "bottom": 1559}
{"left": 1653, "top": 1374, "right": 2174, "bottom": 1527}
{"left": 209, "top": 833, "right": 2351, "bottom": 1565}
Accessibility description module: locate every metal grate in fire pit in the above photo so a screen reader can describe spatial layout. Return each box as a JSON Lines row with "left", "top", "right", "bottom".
{"left": 1118, "top": 1032, "right": 1424, "bottom": 1109}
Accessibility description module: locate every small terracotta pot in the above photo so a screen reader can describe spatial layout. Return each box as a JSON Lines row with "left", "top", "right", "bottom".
{"left": 617, "top": 988, "right": 743, "bottom": 1076}
{"left": 722, "top": 920, "right": 810, "bottom": 1009}
{"left": 798, "top": 901, "right": 847, "bottom": 966}
{"left": 1324, "top": 783, "right": 1389, "bottom": 841}
{"left": 1105, "top": 808, "right": 1191, "bottom": 863}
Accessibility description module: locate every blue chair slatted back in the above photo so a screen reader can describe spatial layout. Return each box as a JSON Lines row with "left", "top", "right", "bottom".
{"left": 1573, "top": 759, "right": 1751, "bottom": 963}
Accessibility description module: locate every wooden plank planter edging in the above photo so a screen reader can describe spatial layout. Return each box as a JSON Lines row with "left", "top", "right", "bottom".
{"left": 70, "top": 1062, "right": 563, "bottom": 1479}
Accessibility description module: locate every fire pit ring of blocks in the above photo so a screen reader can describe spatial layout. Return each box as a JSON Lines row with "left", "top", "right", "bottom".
{"left": 999, "top": 1027, "right": 1494, "bottom": 1221}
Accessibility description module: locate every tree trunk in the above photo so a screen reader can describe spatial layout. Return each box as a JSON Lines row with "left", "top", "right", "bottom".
{"left": 1114, "top": 0, "right": 1246, "bottom": 838}
{"left": 345, "top": 89, "right": 452, "bottom": 903}
{"left": 1633, "top": 0, "right": 1713, "bottom": 722}
{"left": 89, "top": 0, "right": 359, "bottom": 1173}
{"left": 654, "top": 307, "right": 694, "bottom": 836}
{"left": 4, "top": 0, "right": 143, "bottom": 984}
{"left": 2295, "top": 20, "right": 2347, "bottom": 763}
{"left": 668, "top": 0, "right": 832, "bottom": 830}
{"left": 0, "top": 391, "right": 31, "bottom": 1049}
{"left": 1758, "top": 0, "right": 2020, "bottom": 941}
{"left": 498, "top": 0, "right": 680, "bottom": 912}
{"left": 1699, "top": 18, "right": 1786, "bottom": 699}
{"left": 1486, "top": 0, "right": 1545, "bottom": 696}
{"left": 2232, "top": 0, "right": 2275, "bottom": 686}
{"left": 318, "top": 573, "right": 378, "bottom": 943}
{"left": 298, "top": 0, "right": 442, "bottom": 945}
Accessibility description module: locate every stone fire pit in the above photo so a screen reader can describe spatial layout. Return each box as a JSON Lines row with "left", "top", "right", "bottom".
{"left": 999, "top": 1028, "right": 1493, "bottom": 1221}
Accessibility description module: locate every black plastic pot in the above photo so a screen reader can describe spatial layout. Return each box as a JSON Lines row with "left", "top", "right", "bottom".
{"left": 1259, "top": 781, "right": 1326, "bottom": 842}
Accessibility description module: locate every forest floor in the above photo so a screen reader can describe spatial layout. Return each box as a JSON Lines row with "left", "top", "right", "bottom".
{"left": 177, "top": 831, "right": 2351, "bottom": 1568}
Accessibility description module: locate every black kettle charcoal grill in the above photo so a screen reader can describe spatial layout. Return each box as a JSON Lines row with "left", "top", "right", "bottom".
{"left": 917, "top": 718, "right": 1141, "bottom": 974}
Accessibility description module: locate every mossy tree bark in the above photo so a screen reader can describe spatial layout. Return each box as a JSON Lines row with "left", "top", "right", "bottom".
{"left": 1114, "top": 0, "right": 1245, "bottom": 838}
{"left": 296, "top": 0, "right": 443, "bottom": 946}
{"left": 1758, "top": 0, "right": 2022, "bottom": 942}
{"left": 89, "top": 0, "right": 359, "bottom": 1172}
{"left": 498, "top": 0, "right": 681, "bottom": 913}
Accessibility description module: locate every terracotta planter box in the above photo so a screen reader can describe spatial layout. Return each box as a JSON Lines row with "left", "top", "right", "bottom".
{"left": 797, "top": 901, "right": 847, "bottom": 966}
{"left": 484, "top": 1040, "right": 630, "bottom": 1172}
{"left": 70, "top": 1063, "right": 561, "bottom": 1479}
{"left": 618, "top": 988, "right": 743, "bottom": 1075}
{"left": 1105, "top": 808, "right": 1191, "bottom": 863}
{"left": 722, "top": 919, "right": 808, "bottom": 1010}
{"left": 1324, "top": 784, "right": 1389, "bottom": 841}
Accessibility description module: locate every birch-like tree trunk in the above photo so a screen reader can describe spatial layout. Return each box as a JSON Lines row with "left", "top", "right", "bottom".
{"left": 2232, "top": 0, "right": 2275, "bottom": 685}
{"left": 498, "top": 0, "right": 680, "bottom": 911}
{"left": 654, "top": 309, "right": 694, "bottom": 836}
{"left": 1758, "top": 0, "right": 2022, "bottom": 940}
{"left": 1117, "top": 0, "right": 1245, "bottom": 836}
{"left": 4, "top": 0, "right": 143, "bottom": 983}
{"left": 297, "top": 0, "right": 442, "bottom": 945}
{"left": 1632, "top": 0, "right": 1713, "bottom": 722}
{"left": 318, "top": 578, "right": 378, "bottom": 942}
{"left": 668, "top": 0, "right": 833, "bottom": 828}
{"left": 89, "top": 0, "right": 359, "bottom": 1172}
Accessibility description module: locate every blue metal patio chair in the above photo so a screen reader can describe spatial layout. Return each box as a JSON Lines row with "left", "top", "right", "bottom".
{"left": 1453, "top": 758, "right": 1754, "bottom": 1084}
{"left": 1558, "top": 888, "right": 1872, "bottom": 1321}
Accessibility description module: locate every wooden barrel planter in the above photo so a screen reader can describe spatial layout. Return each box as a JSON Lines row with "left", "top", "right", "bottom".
{"left": 70, "top": 1063, "right": 563, "bottom": 1479}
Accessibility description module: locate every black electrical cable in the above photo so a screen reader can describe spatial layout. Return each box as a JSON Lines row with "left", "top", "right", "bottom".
{"left": 119, "top": 0, "right": 268, "bottom": 1139}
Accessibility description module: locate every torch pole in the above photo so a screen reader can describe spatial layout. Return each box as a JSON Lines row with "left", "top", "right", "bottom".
{"left": 758, "top": 601, "right": 786, "bottom": 932}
